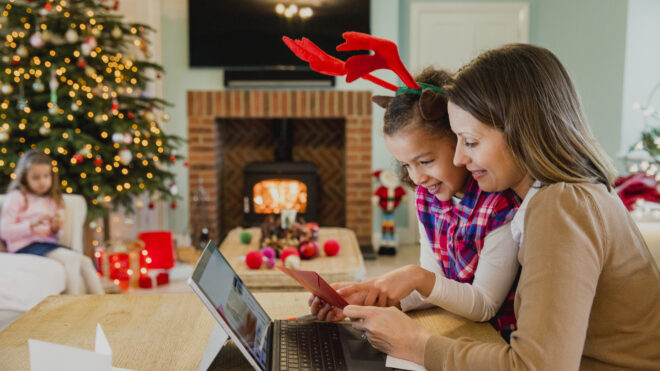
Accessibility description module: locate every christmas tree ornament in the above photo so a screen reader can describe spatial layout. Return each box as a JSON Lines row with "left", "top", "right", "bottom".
{"left": 78, "top": 147, "right": 91, "bottom": 156}
{"left": 239, "top": 230, "right": 252, "bottom": 244}
{"left": 169, "top": 183, "right": 179, "bottom": 195}
{"left": 323, "top": 239, "right": 341, "bottom": 256}
{"left": 94, "top": 157, "right": 103, "bottom": 166}
{"left": 0, "top": 15, "right": 7, "bottom": 25}
{"left": 135, "top": 198, "right": 145, "bottom": 209}
{"left": 245, "top": 250, "right": 263, "bottom": 269}
{"left": 126, "top": 112, "right": 134, "bottom": 119}
{"left": 32, "top": 79, "right": 45, "bottom": 93}
{"left": 48, "top": 104, "right": 59, "bottom": 115}
{"left": 16, "top": 45, "right": 29, "bottom": 58}
{"left": 41, "top": 30, "right": 53, "bottom": 42}
{"left": 143, "top": 110, "right": 155, "bottom": 122}
{"left": 1, "top": 83, "right": 14, "bottom": 95}
{"left": 122, "top": 132, "right": 132, "bottom": 144}
{"left": 91, "top": 27, "right": 102, "bottom": 38}
{"left": 111, "top": 98, "right": 119, "bottom": 112}
{"left": 84, "top": 65, "right": 96, "bottom": 77}
{"left": 80, "top": 37, "right": 97, "bottom": 56}
{"left": 170, "top": 202, "right": 177, "bottom": 209}
{"left": 49, "top": 69, "right": 58, "bottom": 109}
{"left": 169, "top": 155, "right": 176, "bottom": 163}
{"left": 29, "top": 32, "right": 45, "bottom": 48}
{"left": 148, "top": 202, "right": 155, "bottom": 209}
{"left": 17, "top": 97, "right": 28, "bottom": 111}
{"left": 111, "top": 26, "right": 122, "bottom": 39}
{"left": 162, "top": 112, "right": 170, "bottom": 122}
{"left": 65, "top": 29, "right": 79, "bottom": 43}
{"left": 76, "top": 58, "right": 86, "bottom": 68}
{"left": 93, "top": 113, "right": 104, "bottom": 124}
{"left": 1, "top": 56, "right": 9, "bottom": 64}
{"left": 70, "top": 102, "right": 80, "bottom": 111}
{"left": 39, "top": 125, "right": 51, "bottom": 136}
{"left": 89, "top": 220, "right": 98, "bottom": 229}
{"left": 118, "top": 148, "right": 132, "bottom": 165}
{"left": 0, "top": 131, "right": 9, "bottom": 143}
{"left": 72, "top": 154, "right": 84, "bottom": 164}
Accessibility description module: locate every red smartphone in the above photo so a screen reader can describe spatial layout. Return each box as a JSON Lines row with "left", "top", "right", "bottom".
{"left": 276, "top": 266, "right": 349, "bottom": 309}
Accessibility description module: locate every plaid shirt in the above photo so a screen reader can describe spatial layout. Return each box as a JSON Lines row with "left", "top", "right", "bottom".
{"left": 416, "top": 178, "right": 520, "bottom": 339}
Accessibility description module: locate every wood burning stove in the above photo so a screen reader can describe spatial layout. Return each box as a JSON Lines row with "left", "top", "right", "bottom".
{"left": 242, "top": 118, "right": 319, "bottom": 226}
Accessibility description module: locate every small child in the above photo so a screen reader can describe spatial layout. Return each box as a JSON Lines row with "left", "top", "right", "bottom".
{"left": 313, "top": 69, "right": 521, "bottom": 340}
{"left": 0, "top": 149, "right": 104, "bottom": 295}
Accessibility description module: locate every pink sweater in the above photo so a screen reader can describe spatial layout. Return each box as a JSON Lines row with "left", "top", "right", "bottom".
{"left": 0, "top": 190, "right": 62, "bottom": 253}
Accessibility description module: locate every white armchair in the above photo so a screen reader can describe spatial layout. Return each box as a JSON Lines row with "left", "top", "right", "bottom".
{"left": 0, "top": 194, "right": 87, "bottom": 330}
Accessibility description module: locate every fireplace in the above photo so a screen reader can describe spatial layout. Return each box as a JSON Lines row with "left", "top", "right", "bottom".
{"left": 243, "top": 161, "right": 318, "bottom": 226}
{"left": 187, "top": 90, "right": 373, "bottom": 244}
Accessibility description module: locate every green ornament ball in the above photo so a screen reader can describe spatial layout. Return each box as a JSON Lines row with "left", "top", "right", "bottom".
{"left": 239, "top": 230, "right": 252, "bottom": 244}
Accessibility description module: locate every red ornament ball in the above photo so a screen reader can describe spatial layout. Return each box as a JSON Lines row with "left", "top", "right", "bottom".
{"left": 44, "top": 3, "right": 52, "bottom": 10}
{"left": 170, "top": 202, "right": 177, "bottom": 209}
{"left": 127, "top": 112, "right": 134, "bottom": 119}
{"left": 148, "top": 202, "right": 155, "bottom": 209}
{"left": 76, "top": 59, "right": 86, "bottom": 68}
{"left": 72, "top": 154, "right": 83, "bottom": 164}
{"left": 94, "top": 157, "right": 103, "bottom": 166}
{"left": 323, "top": 239, "right": 340, "bottom": 256}
{"left": 299, "top": 241, "right": 319, "bottom": 259}
{"left": 184, "top": 161, "right": 189, "bottom": 167}
{"left": 245, "top": 250, "right": 263, "bottom": 270}
{"left": 169, "top": 155, "right": 176, "bottom": 163}
{"left": 280, "top": 247, "right": 300, "bottom": 263}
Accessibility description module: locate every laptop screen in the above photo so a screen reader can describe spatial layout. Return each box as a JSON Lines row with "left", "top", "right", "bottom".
{"left": 192, "top": 244, "right": 272, "bottom": 369}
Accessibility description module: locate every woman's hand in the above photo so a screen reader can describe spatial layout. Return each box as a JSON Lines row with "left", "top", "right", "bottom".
{"left": 344, "top": 305, "right": 431, "bottom": 365}
{"left": 337, "top": 265, "right": 435, "bottom": 308}
{"left": 308, "top": 282, "right": 368, "bottom": 322}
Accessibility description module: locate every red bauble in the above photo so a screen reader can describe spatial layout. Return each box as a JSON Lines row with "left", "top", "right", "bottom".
{"left": 72, "top": 154, "right": 83, "bottom": 163}
{"left": 169, "top": 155, "right": 176, "bottom": 163}
{"left": 184, "top": 161, "right": 189, "bottom": 167}
{"left": 148, "top": 202, "right": 155, "bottom": 209}
{"left": 280, "top": 247, "right": 300, "bottom": 263}
{"left": 245, "top": 250, "right": 263, "bottom": 269}
{"left": 76, "top": 59, "right": 86, "bottom": 68}
{"left": 323, "top": 239, "right": 340, "bottom": 256}
{"left": 127, "top": 112, "right": 134, "bottom": 119}
{"left": 299, "top": 241, "right": 319, "bottom": 259}
{"left": 170, "top": 202, "right": 177, "bottom": 209}
{"left": 94, "top": 157, "right": 103, "bottom": 166}
{"left": 306, "top": 222, "right": 320, "bottom": 232}
{"left": 44, "top": 3, "right": 52, "bottom": 10}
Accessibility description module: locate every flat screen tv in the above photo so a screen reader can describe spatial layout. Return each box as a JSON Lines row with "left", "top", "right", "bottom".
{"left": 189, "top": 0, "right": 370, "bottom": 82}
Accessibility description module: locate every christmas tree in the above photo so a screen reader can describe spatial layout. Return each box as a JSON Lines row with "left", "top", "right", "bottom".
{"left": 0, "top": 0, "right": 183, "bottom": 219}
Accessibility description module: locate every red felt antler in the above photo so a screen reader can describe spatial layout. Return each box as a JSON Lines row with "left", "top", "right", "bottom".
{"left": 338, "top": 32, "right": 420, "bottom": 90}
{"left": 282, "top": 36, "right": 398, "bottom": 91}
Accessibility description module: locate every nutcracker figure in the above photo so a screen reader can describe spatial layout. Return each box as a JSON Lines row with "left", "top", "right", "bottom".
{"left": 372, "top": 169, "right": 406, "bottom": 255}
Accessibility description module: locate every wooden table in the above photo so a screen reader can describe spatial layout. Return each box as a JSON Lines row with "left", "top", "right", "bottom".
{"left": 0, "top": 292, "right": 504, "bottom": 370}
{"left": 220, "top": 227, "right": 366, "bottom": 289}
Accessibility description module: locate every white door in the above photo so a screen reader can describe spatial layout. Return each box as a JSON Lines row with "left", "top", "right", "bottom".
{"left": 399, "top": 2, "right": 530, "bottom": 246}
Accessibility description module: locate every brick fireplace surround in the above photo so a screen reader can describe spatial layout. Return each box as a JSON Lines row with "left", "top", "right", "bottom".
{"left": 187, "top": 90, "right": 373, "bottom": 245}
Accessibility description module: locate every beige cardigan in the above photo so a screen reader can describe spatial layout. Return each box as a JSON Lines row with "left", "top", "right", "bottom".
{"left": 424, "top": 183, "right": 660, "bottom": 370}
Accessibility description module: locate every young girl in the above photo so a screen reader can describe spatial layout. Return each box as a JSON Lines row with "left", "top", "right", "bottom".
{"left": 0, "top": 149, "right": 104, "bottom": 295}
{"left": 344, "top": 44, "right": 660, "bottom": 369}
{"left": 311, "top": 68, "right": 521, "bottom": 340}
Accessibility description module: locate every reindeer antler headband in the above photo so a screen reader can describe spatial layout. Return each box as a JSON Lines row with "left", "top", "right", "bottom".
{"left": 283, "top": 32, "right": 447, "bottom": 120}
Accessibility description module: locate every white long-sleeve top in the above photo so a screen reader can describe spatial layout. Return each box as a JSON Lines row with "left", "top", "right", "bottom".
{"left": 399, "top": 215, "right": 519, "bottom": 322}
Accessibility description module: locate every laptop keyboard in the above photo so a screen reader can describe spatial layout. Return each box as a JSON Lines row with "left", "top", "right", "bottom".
{"left": 279, "top": 321, "right": 348, "bottom": 371}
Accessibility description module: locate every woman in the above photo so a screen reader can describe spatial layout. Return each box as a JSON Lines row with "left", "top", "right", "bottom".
{"left": 344, "top": 44, "right": 660, "bottom": 370}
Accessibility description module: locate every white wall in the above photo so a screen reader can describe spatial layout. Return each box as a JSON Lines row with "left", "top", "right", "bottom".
{"left": 620, "top": 0, "right": 660, "bottom": 162}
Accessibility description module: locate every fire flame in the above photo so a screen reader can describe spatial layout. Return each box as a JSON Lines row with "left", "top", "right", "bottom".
{"left": 253, "top": 180, "right": 307, "bottom": 214}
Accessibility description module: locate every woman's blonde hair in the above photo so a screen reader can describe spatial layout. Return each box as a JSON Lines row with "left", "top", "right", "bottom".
{"left": 8, "top": 149, "right": 63, "bottom": 207}
{"left": 445, "top": 43, "right": 616, "bottom": 189}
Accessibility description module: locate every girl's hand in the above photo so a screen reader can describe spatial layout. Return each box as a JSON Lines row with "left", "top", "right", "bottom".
{"left": 337, "top": 265, "right": 433, "bottom": 308}
{"left": 343, "top": 305, "right": 431, "bottom": 365}
{"left": 32, "top": 223, "right": 53, "bottom": 238}
{"left": 50, "top": 214, "right": 62, "bottom": 233}
{"left": 308, "top": 282, "right": 368, "bottom": 322}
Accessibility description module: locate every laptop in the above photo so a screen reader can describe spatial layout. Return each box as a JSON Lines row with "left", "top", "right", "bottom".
{"left": 188, "top": 241, "right": 389, "bottom": 371}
